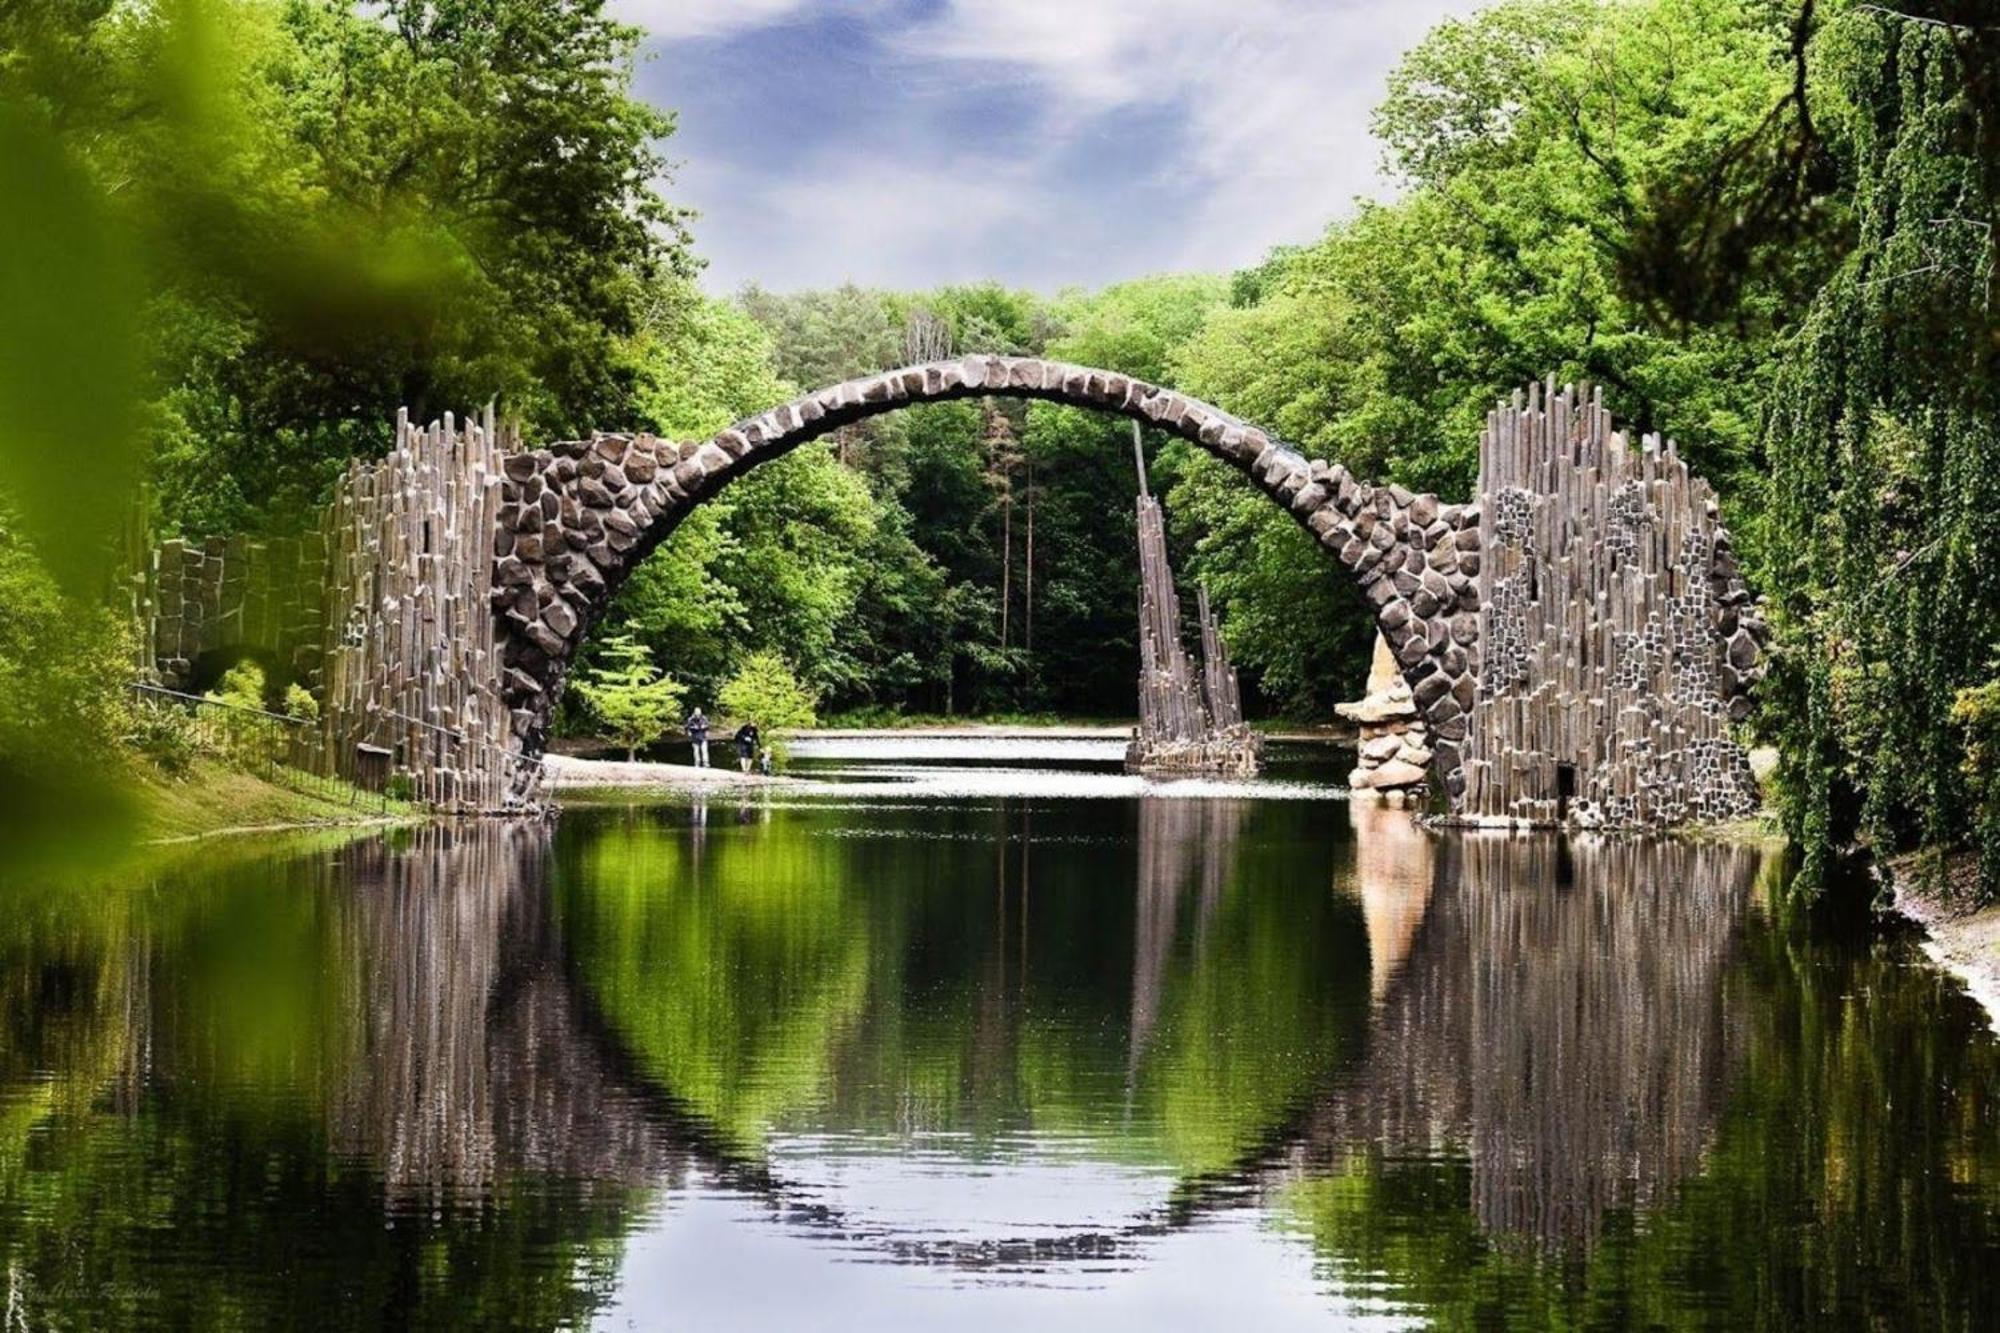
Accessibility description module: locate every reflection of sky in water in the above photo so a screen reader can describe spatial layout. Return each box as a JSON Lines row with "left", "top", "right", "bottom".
{"left": 762, "top": 1134, "right": 1173, "bottom": 1259}
{"left": 603, "top": 1187, "right": 1405, "bottom": 1332}
{"left": 767, "top": 765, "right": 1343, "bottom": 803}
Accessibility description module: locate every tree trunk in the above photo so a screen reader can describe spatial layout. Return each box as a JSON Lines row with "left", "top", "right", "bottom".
{"left": 1000, "top": 493, "right": 1012, "bottom": 649}
{"left": 1024, "top": 465, "right": 1035, "bottom": 655}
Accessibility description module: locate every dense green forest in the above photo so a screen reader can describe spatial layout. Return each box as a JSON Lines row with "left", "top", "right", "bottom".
{"left": 0, "top": 0, "right": 1995, "bottom": 894}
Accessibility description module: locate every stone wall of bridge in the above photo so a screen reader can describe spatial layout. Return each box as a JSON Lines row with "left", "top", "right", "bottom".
{"left": 487, "top": 355, "right": 1484, "bottom": 782}
{"left": 136, "top": 358, "right": 1765, "bottom": 825}
{"left": 140, "top": 533, "right": 327, "bottom": 691}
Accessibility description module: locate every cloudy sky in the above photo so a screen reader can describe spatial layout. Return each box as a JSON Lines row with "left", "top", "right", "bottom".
{"left": 614, "top": 1, "right": 1489, "bottom": 295}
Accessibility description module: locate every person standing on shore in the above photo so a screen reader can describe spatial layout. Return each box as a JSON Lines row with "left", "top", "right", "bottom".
{"left": 734, "top": 720, "right": 761, "bottom": 773}
{"left": 685, "top": 707, "right": 711, "bottom": 768}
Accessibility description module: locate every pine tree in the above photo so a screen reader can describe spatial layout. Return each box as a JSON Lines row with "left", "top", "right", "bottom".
{"left": 982, "top": 402, "right": 1023, "bottom": 649}
{"left": 573, "top": 635, "right": 686, "bottom": 762}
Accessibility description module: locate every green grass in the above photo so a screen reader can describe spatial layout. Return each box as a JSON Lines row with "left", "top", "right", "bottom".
{"left": 1686, "top": 811, "right": 1787, "bottom": 845}
{"left": 130, "top": 757, "right": 420, "bottom": 842}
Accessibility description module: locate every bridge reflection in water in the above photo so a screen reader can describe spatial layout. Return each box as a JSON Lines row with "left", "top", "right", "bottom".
{"left": 328, "top": 826, "right": 692, "bottom": 1207}
{"left": 1320, "top": 814, "right": 1749, "bottom": 1250}
{"left": 313, "top": 808, "right": 1758, "bottom": 1265}
{"left": 7, "top": 795, "right": 1998, "bottom": 1329}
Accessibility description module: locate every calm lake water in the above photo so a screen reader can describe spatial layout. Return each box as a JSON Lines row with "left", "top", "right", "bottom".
{"left": 2, "top": 740, "right": 1998, "bottom": 1329}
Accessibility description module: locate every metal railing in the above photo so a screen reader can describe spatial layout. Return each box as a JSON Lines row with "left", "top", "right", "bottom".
{"left": 128, "top": 682, "right": 391, "bottom": 814}
{"left": 130, "top": 682, "right": 552, "bottom": 815}
{"left": 357, "top": 700, "right": 549, "bottom": 813}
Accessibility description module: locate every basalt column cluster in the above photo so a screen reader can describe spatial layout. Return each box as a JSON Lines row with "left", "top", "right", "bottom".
{"left": 1454, "top": 383, "right": 1766, "bottom": 827}
{"left": 139, "top": 411, "right": 536, "bottom": 810}
{"left": 318, "top": 410, "right": 529, "bottom": 811}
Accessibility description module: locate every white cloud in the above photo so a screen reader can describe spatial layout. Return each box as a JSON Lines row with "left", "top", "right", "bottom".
{"left": 693, "top": 153, "right": 1057, "bottom": 292}
{"left": 628, "top": 0, "right": 1492, "bottom": 290}
{"left": 894, "top": 0, "right": 1480, "bottom": 272}
{"left": 610, "top": 0, "right": 820, "bottom": 42}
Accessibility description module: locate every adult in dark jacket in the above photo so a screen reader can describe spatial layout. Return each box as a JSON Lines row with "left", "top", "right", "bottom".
{"left": 685, "top": 708, "right": 711, "bottom": 768}
{"left": 733, "top": 721, "right": 761, "bottom": 773}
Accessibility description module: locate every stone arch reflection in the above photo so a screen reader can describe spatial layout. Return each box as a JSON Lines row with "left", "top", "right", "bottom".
{"left": 303, "top": 817, "right": 1762, "bottom": 1263}
{"left": 13, "top": 808, "right": 2000, "bottom": 1327}
{"left": 326, "top": 824, "right": 707, "bottom": 1206}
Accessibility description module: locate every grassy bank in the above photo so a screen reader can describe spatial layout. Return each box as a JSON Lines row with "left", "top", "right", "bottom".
{"left": 0, "top": 758, "right": 421, "bottom": 884}
{"left": 1688, "top": 811, "right": 1788, "bottom": 846}
{"left": 130, "top": 758, "right": 420, "bottom": 843}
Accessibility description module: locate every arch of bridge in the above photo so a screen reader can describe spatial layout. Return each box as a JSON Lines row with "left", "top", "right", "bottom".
{"left": 490, "top": 355, "right": 1484, "bottom": 783}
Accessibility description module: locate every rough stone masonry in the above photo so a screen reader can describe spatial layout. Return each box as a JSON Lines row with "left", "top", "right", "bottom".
{"left": 486, "top": 357, "right": 1476, "bottom": 781}
{"left": 145, "top": 355, "right": 1764, "bottom": 823}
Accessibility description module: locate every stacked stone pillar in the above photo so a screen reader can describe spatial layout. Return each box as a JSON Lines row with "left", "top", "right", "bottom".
{"left": 1338, "top": 634, "right": 1432, "bottom": 807}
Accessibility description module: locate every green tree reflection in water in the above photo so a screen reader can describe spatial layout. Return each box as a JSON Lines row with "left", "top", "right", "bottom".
{"left": 0, "top": 808, "right": 1994, "bottom": 1327}
{"left": 0, "top": 831, "right": 641, "bottom": 1330}
{"left": 555, "top": 795, "right": 1373, "bottom": 1178}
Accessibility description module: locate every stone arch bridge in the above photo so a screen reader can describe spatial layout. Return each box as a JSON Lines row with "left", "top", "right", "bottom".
{"left": 140, "top": 355, "right": 1765, "bottom": 825}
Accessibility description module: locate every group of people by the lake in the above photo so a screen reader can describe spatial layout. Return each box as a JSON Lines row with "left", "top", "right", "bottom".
{"left": 683, "top": 707, "right": 771, "bottom": 775}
